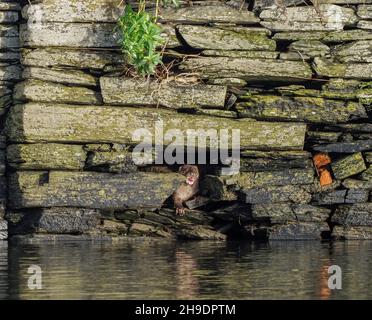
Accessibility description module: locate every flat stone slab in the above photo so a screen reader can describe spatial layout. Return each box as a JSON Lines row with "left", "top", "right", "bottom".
{"left": 21, "top": 48, "right": 124, "bottom": 70}
{"left": 0, "top": 11, "right": 18, "bottom": 23}
{"left": 268, "top": 222, "right": 329, "bottom": 240}
{"left": 177, "top": 25, "right": 275, "bottom": 51}
{"left": 358, "top": 20, "right": 372, "bottom": 30}
{"left": 357, "top": 5, "right": 372, "bottom": 19}
{"left": 240, "top": 185, "right": 312, "bottom": 204}
{"left": 100, "top": 77, "right": 227, "bottom": 109}
{"left": 334, "top": 40, "right": 372, "bottom": 63}
{"left": 240, "top": 151, "right": 312, "bottom": 171}
{"left": 313, "top": 140, "right": 372, "bottom": 153}
{"left": 236, "top": 95, "right": 367, "bottom": 124}
{"left": 238, "top": 168, "right": 315, "bottom": 189}
{"left": 22, "top": 0, "right": 125, "bottom": 23}
{"left": 6, "top": 103, "right": 307, "bottom": 150}
{"left": 0, "top": 64, "right": 22, "bottom": 81}
{"left": 201, "top": 50, "right": 279, "bottom": 59}
{"left": 331, "top": 152, "right": 366, "bottom": 180}
{"left": 20, "top": 22, "right": 119, "bottom": 48}
{"left": 313, "top": 58, "right": 372, "bottom": 80}
{"left": 7, "top": 143, "right": 87, "bottom": 170}
{"left": 333, "top": 226, "right": 372, "bottom": 240}
{"left": 260, "top": 4, "right": 358, "bottom": 31}
{"left": 313, "top": 189, "right": 369, "bottom": 204}
{"left": 0, "top": 2, "right": 21, "bottom": 11}
{"left": 22, "top": 67, "right": 98, "bottom": 87}
{"left": 8, "top": 171, "right": 185, "bottom": 210}
{"left": 252, "top": 204, "right": 330, "bottom": 223}
{"left": 273, "top": 30, "right": 372, "bottom": 42}
{"left": 180, "top": 57, "right": 313, "bottom": 82}
{"left": 332, "top": 203, "right": 372, "bottom": 226}
{"left": 158, "top": 5, "right": 260, "bottom": 24}
{"left": 7, "top": 208, "right": 101, "bottom": 235}
{"left": 14, "top": 80, "right": 102, "bottom": 105}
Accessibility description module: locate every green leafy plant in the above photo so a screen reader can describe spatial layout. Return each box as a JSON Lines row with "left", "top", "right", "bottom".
{"left": 118, "top": 1, "right": 180, "bottom": 76}
{"left": 118, "top": 4, "right": 164, "bottom": 76}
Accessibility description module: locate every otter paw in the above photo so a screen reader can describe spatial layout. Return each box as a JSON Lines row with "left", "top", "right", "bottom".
{"left": 176, "top": 207, "right": 186, "bottom": 216}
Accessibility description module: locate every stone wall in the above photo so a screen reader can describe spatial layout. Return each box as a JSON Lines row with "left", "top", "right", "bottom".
{"left": 1, "top": 0, "right": 372, "bottom": 241}
{"left": 0, "top": 0, "right": 21, "bottom": 240}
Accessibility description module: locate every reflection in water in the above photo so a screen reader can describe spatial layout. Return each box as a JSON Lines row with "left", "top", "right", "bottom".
{"left": 0, "top": 240, "right": 371, "bottom": 299}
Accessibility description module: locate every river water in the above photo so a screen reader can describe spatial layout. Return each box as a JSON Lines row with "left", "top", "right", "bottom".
{"left": 0, "top": 240, "right": 371, "bottom": 300}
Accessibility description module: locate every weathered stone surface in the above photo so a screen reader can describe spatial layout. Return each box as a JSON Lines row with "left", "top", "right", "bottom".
{"left": 0, "top": 64, "right": 22, "bottom": 81}
{"left": 6, "top": 103, "right": 307, "bottom": 150}
{"left": 306, "top": 131, "right": 341, "bottom": 143}
{"left": 313, "top": 57, "right": 372, "bottom": 79}
{"left": 287, "top": 40, "right": 330, "bottom": 59}
{"left": 312, "top": 190, "right": 347, "bottom": 205}
{"left": 238, "top": 168, "right": 314, "bottom": 189}
{"left": 365, "top": 152, "right": 372, "bottom": 163}
{"left": 0, "top": 35, "right": 20, "bottom": 48}
{"left": 202, "top": 50, "right": 279, "bottom": 59}
{"left": 158, "top": 5, "right": 259, "bottom": 24}
{"left": 267, "top": 222, "right": 329, "bottom": 240}
{"left": 358, "top": 20, "right": 372, "bottom": 29}
{"left": 345, "top": 189, "right": 370, "bottom": 203}
{"left": 333, "top": 226, "right": 372, "bottom": 240}
{"left": 313, "top": 140, "right": 372, "bottom": 153}
{"left": 22, "top": 0, "right": 125, "bottom": 23}
{"left": 252, "top": 204, "right": 330, "bottom": 223}
{"left": 21, "top": 48, "right": 124, "bottom": 70}
{"left": 0, "top": 11, "right": 18, "bottom": 23}
{"left": 240, "top": 157, "right": 313, "bottom": 172}
{"left": 22, "top": 67, "right": 98, "bottom": 87}
{"left": 177, "top": 25, "right": 275, "bottom": 51}
{"left": 8, "top": 171, "right": 185, "bottom": 210}
{"left": 86, "top": 148, "right": 139, "bottom": 173}
{"left": 0, "top": 2, "right": 21, "bottom": 11}
{"left": 334, "top": 41, "right": 372, "bottom": 63}
{"left": 20, "top": 22, "right": 119, "bottom": 48}
{"left": 357, "top": 5, "right": 372, "bottom": 19}
{"left": 7, "top": 208, "right": 101, "bottom": 235}
{"left": 332, "top": 203, "right": 372, "bottom": 226}
{"left": 361, "top": 166, "right": 372, "bottom": 180}
{"left": 0, "top": 50, "right": 19, "bottom": 62}
{"left": 343, "top": 179, "right": 372, "bottom": 189}
{"left": 7, "top": 144, "right": 87, "bottom": 170}
{"left": 273, "top": 30, "right": 372, "bottom": 42}
{"left": 260, "top": 5, "right": 358, "bottom": 31}
{"left": 13, "top": 80, "right": 102, "bottom": 105}
{"left": 240, "top": 185, "right": 312, "bottom": 204}
{"left": 100, "top": 77, "right": 227, "bottom": 109}
{"left": 236, "top": 95, "right": 366, "bottom": 124}
{"left": 240, "top": 150, "right": 312, "bottom": 171}
{"left": 253, "top": 0, "right": 304, "bottom": 12}
{"left": 331, "top": 152, "right": 367, "bottom": 180}
{"left": 180, "top": 57, "right": 312, "bottom": 82}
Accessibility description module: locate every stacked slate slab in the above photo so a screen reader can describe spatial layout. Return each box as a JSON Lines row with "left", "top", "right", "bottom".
{"left": 2, "top": 0, "right": 372, "bottom": 241}
{"left": 0, "top": 0, "right": 21, "bottom": 240}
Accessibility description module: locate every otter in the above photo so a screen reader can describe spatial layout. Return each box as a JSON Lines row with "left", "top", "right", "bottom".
{"left": 173, "top": 165, "right": 200, "bottom": 216}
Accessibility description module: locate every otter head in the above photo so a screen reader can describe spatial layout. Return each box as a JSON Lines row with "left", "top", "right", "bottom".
{"left": 178, "top": 165, "right": 199, "bottom": 186}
